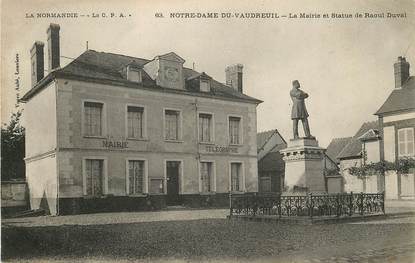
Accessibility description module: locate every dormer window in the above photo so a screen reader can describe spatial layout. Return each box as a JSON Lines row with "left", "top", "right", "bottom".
{"left": 186, "top": 72, "right": 212, "bottom": 92}
{"left": 143, "top": 52, "right": 185, "bottom": 90}
{"left": 200, "top": 79, "right": 210, "bottom": 92}
{"left": 127, "top": 65, "right": 142, "bottom": 83}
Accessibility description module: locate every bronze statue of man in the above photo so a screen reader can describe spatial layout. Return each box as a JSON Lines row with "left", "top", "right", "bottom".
{"left": 290, "top": 80, "right": 312, "bottom": 139}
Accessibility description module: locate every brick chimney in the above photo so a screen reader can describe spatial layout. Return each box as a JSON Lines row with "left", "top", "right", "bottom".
{"left": 47, "top": 23, "right": 60, "bottom": 71}
{"left": 394, "top": 56, "right": 410, "bottom": 89}
{"left": 30, "top": 41, "right": 44, "bottom": 87}
{"left": 225, "top": 64, "right": 243, "bottom": 93}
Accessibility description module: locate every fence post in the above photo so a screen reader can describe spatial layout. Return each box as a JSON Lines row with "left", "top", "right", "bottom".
{"left": 349, "top": 191, "right": 353, "bottom": 216}
{"left": 309, "top": 193, "right": 313, "bottom": 219}
{"left": 278, "top": 194, "right": 282, "bottom": 219}
{"left": 229, "top": 191, "right": 232, "bottom": 218}
{"left": 336, "top": 193, "right": 340, "bottom": 217}
{"left": 382, "top": 191, "right": 385, "bottom": 214}
{"left": 360, "top": 192, "right": 364, "bottom": 215}
{"left": 245, "top": 193, "right": 248, "bottom": 216}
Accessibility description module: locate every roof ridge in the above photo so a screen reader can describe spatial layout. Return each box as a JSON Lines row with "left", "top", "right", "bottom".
{"left": 94, "top": 50, "right": 151, "bottom": 62}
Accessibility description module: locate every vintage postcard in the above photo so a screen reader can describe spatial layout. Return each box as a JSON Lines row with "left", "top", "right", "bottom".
{"left": 1, "top": 0, "right": 415, "bottom": 262}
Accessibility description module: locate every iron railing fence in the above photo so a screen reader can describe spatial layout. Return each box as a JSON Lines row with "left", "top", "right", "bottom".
{"left": 229, "top": 192, "right": 385, "bottom": 218}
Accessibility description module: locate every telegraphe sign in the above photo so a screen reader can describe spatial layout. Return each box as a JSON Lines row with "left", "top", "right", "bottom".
{"left": 205, "top": 145, "right": 238, "bottom": 153}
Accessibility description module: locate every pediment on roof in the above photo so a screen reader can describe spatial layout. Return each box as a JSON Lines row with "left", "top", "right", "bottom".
{"left": 358, "top": 129, "right": 380, "bottom": 141}
{"left": 158, "top": 52, "right": 185, "bottom": 64}
{"left": 186, "top": 72, "right": 212, "bottom": 81}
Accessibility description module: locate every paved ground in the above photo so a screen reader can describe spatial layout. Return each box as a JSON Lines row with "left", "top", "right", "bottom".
{"left": 2, "top": 210, "right": 415, "bottom": 262}
{"left": 2, "top": 201, "right": 415, "bottom": 262}
{"left": 3, "top": 200, "right": 414, "bottom": 227}
{"left": 385, "top": 200, "right": 415, "bottom": 214}
{"left": 2, "top": 208, "right": 229, "bottom": 227}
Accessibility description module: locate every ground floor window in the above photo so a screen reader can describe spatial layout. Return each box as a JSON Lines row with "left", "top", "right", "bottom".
{"left": 85, "top": 159, "right": 103, "bottom": 196}
{"left": 200, "top": 162, "right": 213, "bottom": 192}
{"left": 128, "top": 160, "right": 145, "bottom": 195}
{"left": 231, "top": 162, "right": 242, "bottom": 191}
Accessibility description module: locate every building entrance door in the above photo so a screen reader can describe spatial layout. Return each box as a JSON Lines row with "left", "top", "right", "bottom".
{"left": 166, "top": 161, "right": 180, "bottom": 205}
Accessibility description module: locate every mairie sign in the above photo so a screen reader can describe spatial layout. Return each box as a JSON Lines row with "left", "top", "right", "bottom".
{"left": 102, "top": 140, "right": 128, "bottom": 149}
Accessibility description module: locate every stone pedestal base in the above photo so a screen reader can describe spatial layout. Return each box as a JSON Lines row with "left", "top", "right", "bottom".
{"left": 280, "top": 138, "right": 326, "bottom": 193}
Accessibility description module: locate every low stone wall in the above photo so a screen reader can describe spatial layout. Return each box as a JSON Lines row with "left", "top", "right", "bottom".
{"left": 326, "top": 176, "right": 343, "bottom": 193}
{"left": 181, "top": 193, "right": 229, "bottom": 208}
{"left": 58, "top": 195, "right": 166, "bottom": 215}
{"left": 1, "top": 181, "right": 29, "bottom": 218}
{"left": 58, "top": 194, "right": 230, "bottom": 215}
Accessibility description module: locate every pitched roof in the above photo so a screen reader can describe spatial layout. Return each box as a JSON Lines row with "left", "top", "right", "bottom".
{"left": 257, "top": 129, "right": 287, "bottom": 150}
{"left": 257, "top": 129, "right": 287, "bottom": 164}
{"left": 375, "top": 76, "right": 415, "bottom": 115}
{"left": 337, "top": 121, "right": 379, "bottom": 160}
{"left": 257, "top": 130, "right": 277, "bottom": 151}
{"left": 257, "top": 129, "right": 287, "bottom": 170}
{"left": 326, "top": 137, "right": 352, "bottom": 163}
{"left": 21, "top": 50, "right": 262, "bottom": 104}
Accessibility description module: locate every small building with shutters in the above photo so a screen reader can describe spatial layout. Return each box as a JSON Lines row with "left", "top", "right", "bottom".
{"left": 21, "top": 24, "right": 262, "bottom": 215}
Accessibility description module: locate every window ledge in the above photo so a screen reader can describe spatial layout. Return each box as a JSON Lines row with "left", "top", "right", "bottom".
{"left": 200, "top": 192, "right": 216, "bottom": 196}
{"left": 148, "top": 193, "right": 166, "bottom": 196}
{"left": 83, "top": 195, "right": 108, "bottom": 199}
{"left": 229, "top": 144, "right": 243, "bottom": 147}
{"left": 127, "top": 193, "right": 148, "bottom": 197}
{"left": 398, "top": 155, "right": 415, "bottom": 158}
{"left": 199, "top": 142, "right": 215, "bottom": 145}
{"left": 83, "top": 136, "right": 106, "bottom": 139}
{"left": 165, "top": 140, "right": 184, "bottom": 143}
{"left": 230, "top": 191, "right": 245, "bottom": 194}
{"left": 127, "top": 137, "right": 149, "bottom": 141}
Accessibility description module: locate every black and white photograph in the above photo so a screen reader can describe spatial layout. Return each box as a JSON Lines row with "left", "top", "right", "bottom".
{"left": 1, "top": 0, "right": 415, "bottom": 262}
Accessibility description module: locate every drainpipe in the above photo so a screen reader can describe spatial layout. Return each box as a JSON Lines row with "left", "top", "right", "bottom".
{"left": 362, "top": 142, "right": 366, "bottom": 193}
{"left": 55, "top": 79, "right": 60, "bottom": 216}
{"left": 192, "top": 98, "right": 201, "bottom": 193}
{"left": 323, "top": 150, "right": 328, "bottom": 192}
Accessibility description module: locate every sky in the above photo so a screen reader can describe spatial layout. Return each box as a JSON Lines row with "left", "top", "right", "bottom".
{"left": 1, "top": 0, "right": 415, "bottom": 147}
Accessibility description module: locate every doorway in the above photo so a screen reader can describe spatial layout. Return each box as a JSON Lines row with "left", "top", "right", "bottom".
{"left": 166, "top": 161, "right": 181, "bottom": 205}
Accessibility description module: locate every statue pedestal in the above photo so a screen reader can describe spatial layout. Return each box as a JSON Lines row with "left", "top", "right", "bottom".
{"left": 280, "top": 138, "right": 326, "bottom": 193}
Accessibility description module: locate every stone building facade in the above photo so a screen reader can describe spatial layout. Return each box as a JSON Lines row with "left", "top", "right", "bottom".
{"left": 22, "top": 24, "right": 262, "bottom": 215}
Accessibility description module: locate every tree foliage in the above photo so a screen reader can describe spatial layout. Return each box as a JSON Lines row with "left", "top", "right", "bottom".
{"left": 1, "top": 111, "right": 25, "bottom": 181}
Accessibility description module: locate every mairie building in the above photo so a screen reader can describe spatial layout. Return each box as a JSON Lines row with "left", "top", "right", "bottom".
{"left": 22, "top": 24, "right": 262, "bottom": 215}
